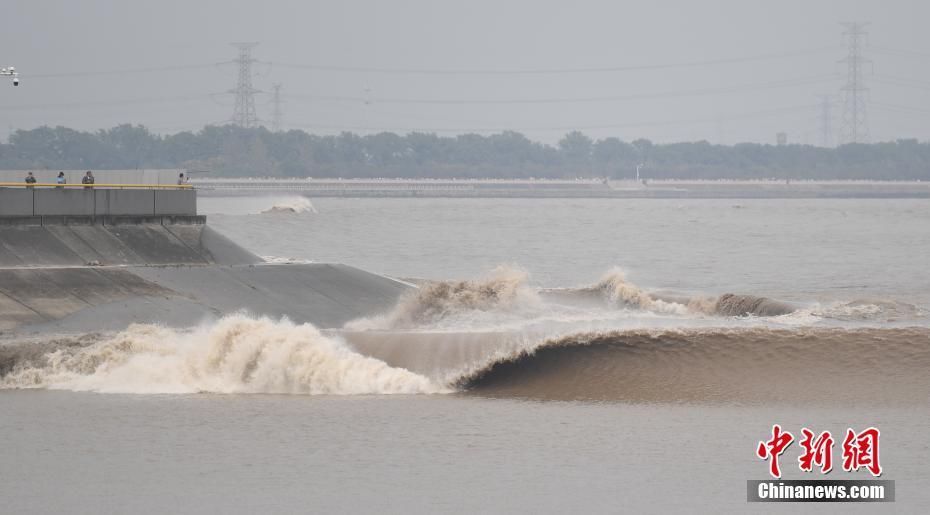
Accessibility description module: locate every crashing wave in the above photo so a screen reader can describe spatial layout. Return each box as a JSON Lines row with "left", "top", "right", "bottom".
{"left": 591, "top": 268, "right": 691, "bottom": 315}
{"left": 545, "top": 268, "right": 794, "bottom": 318}
{"left": 711, "top": 293, "right": 796, "bottom": 317}
{"left": 261, "top": 197, "right": 317, "bottom": 214}
{"left": 0, "top": 315, "right": 439, "bottom": 395}
{"left": 346, "top": 266, "right": 541, "bottom": 331}
{"left": 349, "top": 265, "right": 804, "bottom": 334}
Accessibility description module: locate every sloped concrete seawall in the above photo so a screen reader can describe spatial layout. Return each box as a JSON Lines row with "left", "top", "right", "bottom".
{"left": 0, "top": 218, "right": 410, "bottom": 332}
{"left": 0, "top": 263, "right": 410, "bottom": 333}
{"left": 0, "top": 217, "right": 257, "bottom": 267}
{"left": 0, "top": 188, "right": 412, "bottom": 333}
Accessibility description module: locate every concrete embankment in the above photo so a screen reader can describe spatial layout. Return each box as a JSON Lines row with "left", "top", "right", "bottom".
{"left": 0, "top": 214, "right": 410, "bottom": 333}
{"left": 1, "top": 263, "right": 409, "bottom": 333}
{"left": 0, "top": 217, "right": 258, "bottom": 267}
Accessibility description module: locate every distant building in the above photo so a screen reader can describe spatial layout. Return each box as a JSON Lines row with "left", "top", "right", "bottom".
{"left": 776, "top": 133, "right": 788, "bottom": 146}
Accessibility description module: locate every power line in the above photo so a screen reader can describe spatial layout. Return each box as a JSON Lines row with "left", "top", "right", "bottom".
{"left": 871, "top": 74, "right": 930, "bottom": 91}
{"left": 870, "top": 101, "right": 930, "bottom": 116}
{"left": 17, "top": 47, "right": 840, "bottom": 80}
{"left": 839, "top": 22, "right": 870, "bottom": 144}
{"left": 0, "top": 94, "right": 208, "bottom": 111}
{"left": 282, "top": 103, "right": 816, "bottom": 134}
{"left": 16, "top": 47, "right": 840, "bottom": 81}
{"left": 2, "top": 100, "right": 815, "bottom": 136}
{"left": 287, "top": 74, "right": 836, "bottom": 106}
{"left": 869, "top": 45, "right": 930, "bottom": 59}
{"left": 26, "top": 63, "right": 218, "bottom": 79}
{"left": 268, "top": 47, "right": 835, "bottom": 75}
{"left": 0, "top": 75, "right": 832, "bottom": 112}
{"left": 0, "top": 75, "right": 835, "bottom": 110}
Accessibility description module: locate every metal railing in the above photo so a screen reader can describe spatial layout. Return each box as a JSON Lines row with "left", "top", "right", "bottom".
{"left": 0, "top": 182, "right": 193, "bottom": 189}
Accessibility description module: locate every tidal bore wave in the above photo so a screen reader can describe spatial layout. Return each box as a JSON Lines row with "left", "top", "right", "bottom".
{"left": 3, "top": 320, "right": 928, "bottom": 405}
{"left": 451, "top": 327, "right": 930, "bottom": 404}
{"left": 2, "top": 266, "right": 927, "bottom": 403}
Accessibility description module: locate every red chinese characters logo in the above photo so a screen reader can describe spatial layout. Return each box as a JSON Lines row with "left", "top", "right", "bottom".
{"left": 756, "top": 424, "right": 794, "bottom": 478}
{"left": 757, "top": 425, "right": 881, "bottom": 478}
{"left": 798, "top": 428, "right": 834, "bottom": 474}
{"left": 842, "top": 427, "right": 882, "bottom": 477}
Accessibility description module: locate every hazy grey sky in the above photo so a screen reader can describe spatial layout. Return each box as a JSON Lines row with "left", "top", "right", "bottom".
{"left": 2, "top": 0, "right": 929, "bottom": 144}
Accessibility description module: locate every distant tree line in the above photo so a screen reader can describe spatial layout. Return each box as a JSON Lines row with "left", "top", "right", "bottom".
{"left": 1, "top": 124, "right": 929, "bottom": 180}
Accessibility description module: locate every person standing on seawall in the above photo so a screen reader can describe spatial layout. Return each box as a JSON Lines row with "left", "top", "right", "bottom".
{"left": 82, "top": 171, "right": 95, "bottom": 189}
{"left": 177, "top": 172, "right": 187, "bottom": 185}
{"left": 24, "top": 172, "right": 36, "bottom": 187}
{"left": 56, "top": 172, "right": 66, "bottom": 188}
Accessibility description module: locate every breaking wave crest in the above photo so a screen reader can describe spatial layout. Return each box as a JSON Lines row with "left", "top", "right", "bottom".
{"left": 445, "top": 326, "right": 930, "bottom": 404}
{"left": 346, "top": 266, "right": 540, "bottom": 330}
{"left": 582, "top": 268, "right": 708, "bottom": 315}
{"left": 542, "top": 268, "right": 795, "bottom": 318}
{"left": 0, "top": 315, "right": 439, "bottom": 395}
{"left": 349, "top": 266, "right": 803, "bottom": 333}
{"left": 591, "top": 268, "right": 687, "bottom": 314}
{"left": 261, "top": 197, "right": 317, "bottom": 214}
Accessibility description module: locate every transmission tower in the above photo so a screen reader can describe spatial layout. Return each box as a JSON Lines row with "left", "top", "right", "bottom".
{"left": 229, "top": 42, "right": 260, "bottom": 128}
{"left": 271, "top": 83, "right": 283, "bottom": 132}
{"left": 838, "top": 22, "right": 870, "bottom": 144}
{"left": 819, "top": 94, "right": 833, "bottom": 148}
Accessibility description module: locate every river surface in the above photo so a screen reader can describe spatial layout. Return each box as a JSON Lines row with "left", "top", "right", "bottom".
{"left": 2, "top": 196, "right": 928, "bottom": 513}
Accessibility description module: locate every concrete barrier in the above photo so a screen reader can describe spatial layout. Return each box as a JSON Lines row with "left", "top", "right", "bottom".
{"left": 93, "top": 190, "right": 109, "bottom": 216}
{"left": 104, "top": 189, "right": 156, "bottom": 216}
{"left": 0, "top": 188, "right": 196, "bottom": 217}
{"left": 34, "top": 189, "right": 96, "bottom": 216}
{"left": 0, "top": 169, "right": 185, "bottom": 185}
{"left": 155, "top": 189, "right": 195, "bottom": 215}
{"left": 0, "top": 189, "right": 33, "bottom": 216}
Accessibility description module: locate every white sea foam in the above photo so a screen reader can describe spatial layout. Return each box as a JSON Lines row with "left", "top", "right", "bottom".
{"left": 594, "top": 267, "right": 691, "bottom": 315}
{"left": 260, "top": 255, "right": 315, "bottom": 264}
{"left": 346, "top": 265, "right": 544, "bottom": 331}
{"left": 261, "top": 197, "right": 317, "bottom": 214}
{"left": 1, "top": 315, "right": 441, "bottom": 395}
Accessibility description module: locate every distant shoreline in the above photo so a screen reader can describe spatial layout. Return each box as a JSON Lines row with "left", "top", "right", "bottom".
{"left": 195, "top": 178, "right": 930, "bottom": 199}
